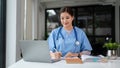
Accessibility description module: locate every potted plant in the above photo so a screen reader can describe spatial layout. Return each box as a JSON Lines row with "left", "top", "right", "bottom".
{"left": 103, "top": 38, "right": 120, "bottom": 59}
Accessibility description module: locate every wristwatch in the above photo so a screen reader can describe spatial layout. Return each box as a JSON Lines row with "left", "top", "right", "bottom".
{"left": 78, "top": 53, "right": 81, "bottom": 59}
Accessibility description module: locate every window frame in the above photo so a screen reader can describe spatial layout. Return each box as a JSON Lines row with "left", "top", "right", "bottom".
{"left": 0, "top": 0, "right": 6, "bottom": 68}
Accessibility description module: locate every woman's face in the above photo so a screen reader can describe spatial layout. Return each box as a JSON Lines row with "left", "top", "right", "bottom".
{"left": 60, "top": 12, "right": 74, "bottom": 28}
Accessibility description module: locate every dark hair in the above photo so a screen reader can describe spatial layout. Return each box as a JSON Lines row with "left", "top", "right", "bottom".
{"left": 60, "top": 7, "right": 74, "bottom": 17}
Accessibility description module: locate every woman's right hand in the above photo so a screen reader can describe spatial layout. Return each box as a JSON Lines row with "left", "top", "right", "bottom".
{"left": 50, "top": 52, "right": 62, "bottom": 60}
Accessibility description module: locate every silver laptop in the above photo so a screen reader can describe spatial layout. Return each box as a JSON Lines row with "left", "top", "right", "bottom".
{"left": 19, "top": 40, "right": 58, "bottom": 63}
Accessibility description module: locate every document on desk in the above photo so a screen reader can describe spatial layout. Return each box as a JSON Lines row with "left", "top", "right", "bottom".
{"left": 81, "top": 55, "right": 101, "bottom": 62}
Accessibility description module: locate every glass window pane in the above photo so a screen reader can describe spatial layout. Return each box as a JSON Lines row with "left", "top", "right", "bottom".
{"left": 95, "top": 6, "right": 112, "bottom": 35}
{"left": 46, "top": 9, "right": 60, "bottom": 36}
{"left": 77, "top": 7, "right": 93, "bottom": 35}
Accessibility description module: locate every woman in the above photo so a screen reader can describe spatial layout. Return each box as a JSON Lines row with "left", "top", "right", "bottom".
{"left": 48, "top": 7, "right": 92, "bottom": 60}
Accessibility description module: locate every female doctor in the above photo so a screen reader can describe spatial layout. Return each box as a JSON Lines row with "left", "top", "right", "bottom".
{"left": 48, "top": 7, "right": 92, "bottom": 59}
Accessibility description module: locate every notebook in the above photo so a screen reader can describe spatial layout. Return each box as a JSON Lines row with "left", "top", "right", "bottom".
{"left": 19, "top": 40, "right": 59, "bottom": 63}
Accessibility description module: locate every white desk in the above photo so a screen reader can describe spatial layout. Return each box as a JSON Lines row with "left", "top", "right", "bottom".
{"left": 9, "top": 58, "right": 120, "bottom": 68}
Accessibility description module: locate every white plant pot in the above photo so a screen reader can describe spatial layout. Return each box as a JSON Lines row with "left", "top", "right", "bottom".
{"left": 107, "top": 50, "right": 117, "bottom": 60}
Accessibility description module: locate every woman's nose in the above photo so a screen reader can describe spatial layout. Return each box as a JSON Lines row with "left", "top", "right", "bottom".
{"left": 63, "top": 19, "right": 67, "bottom": 22}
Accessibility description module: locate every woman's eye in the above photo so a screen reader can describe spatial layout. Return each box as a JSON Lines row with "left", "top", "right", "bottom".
{"left": 66, "top": 17, "right": 70, "bottom": 19}
{"left": 66, "top": 18, "right": 69, "bottom": 19}
{"left": 61, "top": 17, "right": 64, "bottom": 20}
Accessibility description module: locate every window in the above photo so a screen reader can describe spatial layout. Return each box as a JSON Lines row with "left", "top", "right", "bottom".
{"left": 45, "top": 9, "right": 60, "bottom": 39}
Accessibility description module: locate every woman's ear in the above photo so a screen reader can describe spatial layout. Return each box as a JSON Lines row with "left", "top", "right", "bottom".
{"left": 72, "top": 16, "right": 74, "bottom": 21}
{"left": 72, "top": 16, "right": 75, "bottom": 26}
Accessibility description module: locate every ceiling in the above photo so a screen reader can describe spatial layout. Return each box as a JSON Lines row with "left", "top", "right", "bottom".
{"left": 39, "top": 0, "right": 116, "bottom": 8}
{"left": 40, "top": 0, "right": 99, "bottom": 2}
{"left": 39, "top": 0, "right": 115, "bottom": 3}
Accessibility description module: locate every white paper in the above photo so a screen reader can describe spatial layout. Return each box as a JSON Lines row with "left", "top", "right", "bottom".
{"left": 81, "top": 55, "right": 101, "bottom": 62}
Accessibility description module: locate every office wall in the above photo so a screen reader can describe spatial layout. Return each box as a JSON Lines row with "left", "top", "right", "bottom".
{"left": 115, "top": 0, "right": 120, "bottom": 56}
{"left": 115, "top": 0, "right": 120, "bottom": 43}
{"left": 25, "top": 0, "right": 32, "bottom": 40}
{"left": 22, "top": 0, "right": 43, "bottom": 40}
{"left": 32, "top": 0, "right": 39, "bottom": 40}
{"left": 38, "top": 3, "right": 45, "bottom": 40}
{"left": 6, "top": 0, "right": 24, "bottom": 68}
{"left": 6, "top": 0, "right": 17, "bottom": 67}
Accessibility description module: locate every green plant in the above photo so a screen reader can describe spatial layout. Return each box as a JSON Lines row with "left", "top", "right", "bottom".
{"left": 103, "top": 39, "right": 120, "bottom": 50}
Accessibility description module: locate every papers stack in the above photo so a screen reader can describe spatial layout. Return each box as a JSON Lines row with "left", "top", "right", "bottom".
{"left": 81, "top": 55, "right": 102, "bottom": 62}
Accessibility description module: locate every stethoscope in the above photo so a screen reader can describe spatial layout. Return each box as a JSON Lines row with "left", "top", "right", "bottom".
{"left": 53, "top": 26, "right": 80, "bottom": 50}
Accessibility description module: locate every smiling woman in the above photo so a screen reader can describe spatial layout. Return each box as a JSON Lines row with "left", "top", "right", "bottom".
{"left": 0, "top": 0, "right": 6, "bottom": 68}
{"left": 48, "top": 7, "right": 92, "bottom": 60}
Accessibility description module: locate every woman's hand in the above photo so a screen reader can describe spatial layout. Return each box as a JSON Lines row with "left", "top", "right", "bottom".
{"left": 65, "top": 51, "right": 91, "bottom": 58}
{"left": 80, "top": 51, "right": 91, "bottom": 55}
{"left": 65, "top": 52, "right": 78, "bottom": 57}
{"left": 50, "top": 52, "right": 62, "bottom": 60}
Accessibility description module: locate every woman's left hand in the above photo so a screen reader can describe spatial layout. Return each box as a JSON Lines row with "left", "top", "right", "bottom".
{"left": 65, "top": 52, "right": 78, "bottom": 57}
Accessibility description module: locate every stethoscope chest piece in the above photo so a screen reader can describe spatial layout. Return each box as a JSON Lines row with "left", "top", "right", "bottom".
{"left": 57, "top": 26, "right": 80, "bottom": 46}
{"left": 75, "top": 41, "right": 80, "bottom": 46}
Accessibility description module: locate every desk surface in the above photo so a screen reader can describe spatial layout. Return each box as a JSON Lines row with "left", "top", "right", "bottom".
{"left": 9, "top": 58, "right": 120, "bottom": 68}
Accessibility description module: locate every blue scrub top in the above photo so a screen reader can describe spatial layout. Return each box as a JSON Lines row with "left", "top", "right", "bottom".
{"left": 48, "top": 26, "right": 92, "bottom": 57}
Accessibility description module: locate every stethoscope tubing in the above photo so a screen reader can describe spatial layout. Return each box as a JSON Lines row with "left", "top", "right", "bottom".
{"left": 54, "top": 26, "right": 80, "bottom": 50}
{"left": 57, "top": 26, "right": 78, "bottom": 40}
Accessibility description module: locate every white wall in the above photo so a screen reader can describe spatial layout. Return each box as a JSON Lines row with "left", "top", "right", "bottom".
{"left": 25, "top": 0, "right": 32, "bottom": 40}
{"left": 23, "top": 0, "right": 42, "bottom": 40}
{"left": 32, "top": 0, "right": 39, "bottom": 40}
{"left": 31, "top": 0, "right": 45, "bottom": 40}
{"left": 6, "top": 0, "right": 17, "bottom": 67}
{"left": 6, "top": 0, "right": 24, "bottom": 68}
{"left": 38, "top": 3, "right": 45, "bottom": 40}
